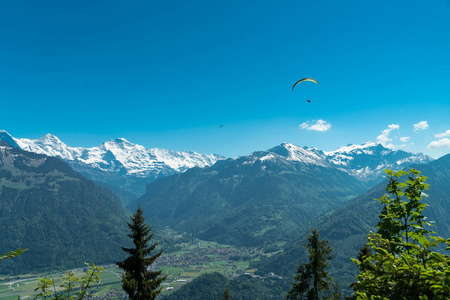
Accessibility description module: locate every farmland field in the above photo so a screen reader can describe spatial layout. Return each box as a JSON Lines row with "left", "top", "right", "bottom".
{"left": 0, "top": 237, "right": 259, "bottom": 299}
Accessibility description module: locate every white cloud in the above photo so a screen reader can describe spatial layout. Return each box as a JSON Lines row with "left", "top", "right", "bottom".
{"left": 377, "top": 124, "right": 400, "bottom": 148}
{"left": 413, "top": 121, "right": 429, "bottom": 132}
{"left": 435, "top": 130, "right": 450, "bottom": 138}
{"left": 389, "top": 124, "right": 400, "bottom": 130}
{"left": 299, "top": 119, "right": 331, "bottom": 132}
{"left": 427, "top": 138, "right": 450, "bottom": 150}
{"left": 400, "top": 136, "right": 410, "bottom": 142}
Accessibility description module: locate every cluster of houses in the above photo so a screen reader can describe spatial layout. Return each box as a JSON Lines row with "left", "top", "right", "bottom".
{"left": 151, "top": 245, "right": 248, "bottom": 269}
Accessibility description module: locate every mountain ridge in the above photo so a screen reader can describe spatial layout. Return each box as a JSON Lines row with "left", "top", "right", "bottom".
{"left": 2, "top": 131, "right": 224, "bottom": 177}
{"left": 0, "top": 130, "right": 225, "bottom": 203}
{"left": 244, "top": 141, "right": 432, "bottom": 186}
{"left": 0, "top": 131, "right": 434, "bottom": 204}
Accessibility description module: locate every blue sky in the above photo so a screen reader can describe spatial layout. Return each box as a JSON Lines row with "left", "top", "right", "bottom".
{"left": 1, "top": 0, "right": 449, "bottom": 158}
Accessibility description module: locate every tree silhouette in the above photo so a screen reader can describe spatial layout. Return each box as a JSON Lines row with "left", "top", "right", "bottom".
{"left": 286, "top": 229, "right": 333, "bottom": 300}
{"left": 116, "top": 206, "right": 166, "bottom": 300}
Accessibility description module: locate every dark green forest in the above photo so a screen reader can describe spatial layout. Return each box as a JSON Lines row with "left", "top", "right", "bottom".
{"left": 0, "top": 146, "right": 131, "bottom": 274}
{"left": 163, "top": 272, "right": 287, "bottom": 300}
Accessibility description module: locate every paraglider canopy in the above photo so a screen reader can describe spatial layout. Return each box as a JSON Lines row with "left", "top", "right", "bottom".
{"left": 291, "top": 78, "right": 319, "bottom": 91}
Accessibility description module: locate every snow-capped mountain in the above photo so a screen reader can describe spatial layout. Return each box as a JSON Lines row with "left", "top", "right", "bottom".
{"left": 246, "top": 142, "right": 433, "bottom": 186}
{"left": 324, "top": 142, "right": 433, "bottom": 183}
{"left": 3, "top": 131, "right": 223, "bottom": 177}
{"left": 0, "top": 130, "right": 224, "bottom": 204}
{"left": 0, "top": 130, "right": 433, "bottom": 203}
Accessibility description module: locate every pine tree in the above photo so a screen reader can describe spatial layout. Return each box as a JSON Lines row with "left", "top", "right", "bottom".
{"left": 116, "top": 206, "right": 167, "bottom": 300}
{"left": 223, "top": 286, "right": 231, "bottom": 300}
{"left": 286, "top": 229, "right": 334, "bottom": 300}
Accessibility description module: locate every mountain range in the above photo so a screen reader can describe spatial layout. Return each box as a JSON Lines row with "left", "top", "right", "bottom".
{"left": 0, "top": 130, "right": 224, "bottom": 204}
{"left": 0, "top": 131, "right": 433, "bottom": 204}
{"left": 128, "top": 142, "right": 434, "bottom": 247}
{"left": 0, "top": 129, "right": 439, "bottom": 281}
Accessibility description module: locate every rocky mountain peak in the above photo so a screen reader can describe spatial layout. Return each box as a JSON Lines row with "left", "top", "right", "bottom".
{"left": 0, "top": 130, "right": 21, "bottom": 148}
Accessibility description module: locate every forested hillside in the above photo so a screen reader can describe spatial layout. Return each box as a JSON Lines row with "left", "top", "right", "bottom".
{"left": 162, "top": 272, "right": 287, "bottom": 300}
{"left": 129, "top": 143, "right": 368, "bottom": 247}
{"left": 0, "top": 143, "right": 131, "bottom": 274}
{"left": 254, "top": 154, "right": 450, "bottom": 290}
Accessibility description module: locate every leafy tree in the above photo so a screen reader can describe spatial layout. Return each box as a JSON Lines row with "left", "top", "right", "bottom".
{"left": 60, "top": 271, "right": 78, "bottom": 300}
{"left": 376, "top": 169, "right": 433, "bottom": 246}
{"left": 352, "top": 169, "right": 450, "bottom": 299}
{"left": 0, "top": 248, "right": 28, "bottom": 261}
{"left": 286, "top": 229, "right": 334, "bottom": 300}
{"left": 33, "top": 277, "right": 53, "bottom": 300}
{"left": 32, "top": 263, "right": 104, "bottom": 300}
{"left": 116, "top": 206, "right": 166, "bottom": 300}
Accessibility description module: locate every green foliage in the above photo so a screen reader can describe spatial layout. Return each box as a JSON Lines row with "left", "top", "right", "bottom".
{"left": 163, "top": 272, "right": 285, "bottom": 300}
{"left": 0, "top": 248, "right": 28, "bottom": 261}
{"left": 376, "top": 169, "right": 432, "bottom": 246}
{"left": 33, "top": 277, "right": 53, "bottom": 299}
{"left": 77, "top": 263, "right": 104, "bottom": 299}
{"left": 117, "top": 206, "right": 167, "bottom": 300}
{"left": 32, "top": 263, "right": 104, "bottom": 300}
{"left": 60, "top": 271, "right": 78, "bottom": 300}
{"left": 352, "top": 169, "right": 450, "bottom": 299}
{"left": 228, "top": 275, "right": 285, "bottom": 300}
{"left": 164, "top": 272, "right": 227, "bottom": 300}
{"left": 286, "top": 229, "right": 334, "bottom": 300}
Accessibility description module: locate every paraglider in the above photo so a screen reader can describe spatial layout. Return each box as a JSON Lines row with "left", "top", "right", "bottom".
{"left": 291, "top": 78, "right": 319, "bottom": 91}
{"left": 218, "top": 124, "right": 224, "bottom": 129}
{"left": 292, "top": 78, "right": 318, "bottom": 103}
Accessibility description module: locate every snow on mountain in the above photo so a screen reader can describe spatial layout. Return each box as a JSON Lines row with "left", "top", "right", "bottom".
{"left": 15, "top": 133, "right": 85, "bottom": 161}
{"left": 325, "top": 141, "right": 378, "bottom": 156}
{"left": 264, "top": 142, "right": 329, "bottom": 166}
{"left": 323, "top": 141, "right": 433, "bottom": 182}
{"left": 0, "top": 130, "right": 224, "bottom": 178}
{"left": 252, "top": 141, "right": 433, "bottom": 185}
{"left": 0, "top": 130, "right": 22, "bottom": 149}
{"left": 0, "top": 130, "right": 434, "bottom": 188}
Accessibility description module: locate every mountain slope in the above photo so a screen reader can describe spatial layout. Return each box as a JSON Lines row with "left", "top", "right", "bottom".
{"left": 0, "top": 143, "right": 131, "bottom": 274}
{"left": 0, "top": 130, "right": 224, "bottom": 204}
{"left": 163, "top": 272, "right": 285, "bottom": 300}
{"left": 129, "top": 143, "right": 368, "bottom": 247}
{"left": 253, "top": 154, "right": 450, "bottom": 290}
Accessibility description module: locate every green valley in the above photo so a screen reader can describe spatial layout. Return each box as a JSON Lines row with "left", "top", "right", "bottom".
{"left": 0, "top": 231, "right": 267, "bottom": 300}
